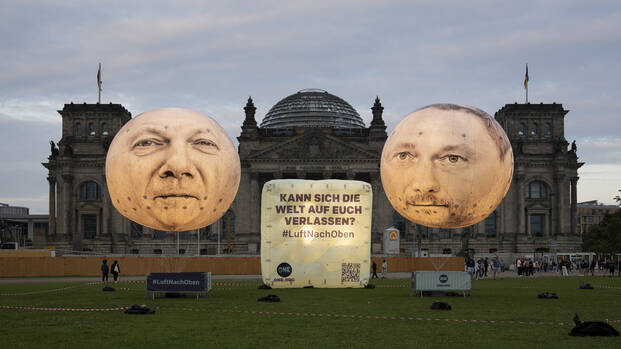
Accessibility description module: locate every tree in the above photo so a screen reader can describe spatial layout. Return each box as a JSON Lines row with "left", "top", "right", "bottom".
{"left": 582, "top": 210, "right": 621, "bottom": 254}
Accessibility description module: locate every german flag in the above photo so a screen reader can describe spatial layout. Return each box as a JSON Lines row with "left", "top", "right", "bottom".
{"left": 97, "top": 63, "right": 102, "bottom": 92}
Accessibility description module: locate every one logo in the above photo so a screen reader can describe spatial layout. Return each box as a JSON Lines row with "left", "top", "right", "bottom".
{"left": 439, "top": 274, "right": 448, "bottom": 283}
{"left": 277, "top": 263, "right": 292, "bottom": 277}
{"left": 389, "top": 231, "right": 398, "bottom": 241}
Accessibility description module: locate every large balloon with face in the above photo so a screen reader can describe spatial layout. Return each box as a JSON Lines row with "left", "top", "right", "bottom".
{"left": 105, "top": 108, "right": 240, "bottom": 231}
{"left": 380, "top": 104, "right": 513, "bottom": 228}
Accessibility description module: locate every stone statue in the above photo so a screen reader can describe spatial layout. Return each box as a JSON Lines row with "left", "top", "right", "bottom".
{"left": 571, "top": 140, "right": 577, "bottom": 153}
{"left": 105, "top": 108, "right": 241, "bottom": 231}
{"left": 380, "top": 104, "right": 514, "bottom": 228}
{"left": 50, "top": 140, "right": 59, "bottom": 156}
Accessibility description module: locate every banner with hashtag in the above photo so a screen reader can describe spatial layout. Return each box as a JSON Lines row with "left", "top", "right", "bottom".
{"left": 261, "top": 179, "right": 372, "bottom": 288}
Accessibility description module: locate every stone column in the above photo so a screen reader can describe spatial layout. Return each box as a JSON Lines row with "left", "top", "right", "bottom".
{"left": 516, "top": 175, "right": 525, "bottom": 236}
{"left": 554, "top": 174, "right": 564, "bottom": 236}
{"left": 62, "top": 174, "right": 73, "bottom": 239}
{"left": 570, "top": 176, "right": 578, "bottom": 235}
{"left": 250, "top": 173, "right": 259, "bottom": 235}
{"left": 370, "top": 173, "right": 392, "bottom": 244}
{"left": 47, "top": 176, "right": 56, "bottom": 236}
{"left": 102, "top": 178, "right": 110, "bottom": 237}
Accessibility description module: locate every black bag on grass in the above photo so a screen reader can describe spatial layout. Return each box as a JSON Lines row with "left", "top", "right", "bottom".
{"left": 258, "top": 294, "right": 280, "bottom": 302}
{"left": 124, "top": 304, "right": 155, "bottom": 315}
{"left": 430, "top": 301, "right": 451, "bottom": 310}
{"left": 102, "top": 286, "right": 115, "bottom": 292}
{"left": 579, "top": 284, "right": 594, "bottom": 290}
{"left": 570, "top": 314, "right": 619, "bottom": 336}
{"left": 537, "top": 292, "right": 558, "bottom": 299}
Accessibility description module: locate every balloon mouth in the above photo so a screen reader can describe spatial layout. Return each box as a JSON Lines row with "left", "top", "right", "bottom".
{"left": 406, "top": 202, "right": 449, "bottom": 208}
{"left": 154, "top": 194, "right": 199, "bottom": 200}
{"left": 408, "top": 204, "right": 449, "bottom": 207}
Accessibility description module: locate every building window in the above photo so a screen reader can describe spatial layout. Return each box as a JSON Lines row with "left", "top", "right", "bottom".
{"left": 544, "top": 122, "right": 551, "bottom": 135}
{"left": 438, "top": 229, "right": 451, "bottom": 239}
{"left": 130, "top": 222, "right": 143, "bottom": 238}
{"left": 178, "top": 249, "right": 186, "bottom": 255}
{"left": 34, "top": 222, "right": 49, "bottom": 236}
{"left": 79, "top": 181, "right": 102, "bottom": 201}
{"left": 222, "top": 210, "right": 236, "bottom": 239}
{"left": 530, "top": 214, "right": 544, "bottom": 237}
{"left": 518, "top": 122, "right": 525, "bottom": 136}
{"left": 153, "top": 249, "right": 162, "bottom": 255}
{"left": 489, "top": 248, "right": 498, "bottom": 253}
{"left": 200, "top": 248, "right": 209, "bottom": 255}
{"left": 199, "top": 225, "right": 214, "bottom": 240}
{"left": 88, "top": 122, "right": 96, "bottom": 136}
{"left": 393, "top": 211, "right": 406, "bottom": 236}
{"left": 153, "top": 230, "right": 167, "bottom": 239}
{"left": 442, "top": 248, "right": 452, "bottom": 255}
{"left": 416, "top": 224, "right": 430, "bottom": 238}
{"left": 75, "top": 122, "right": 83, "bottom": 136}
{"left": 131, "top": 249, "right": 140, "bottom": 254}
{"left": 102, "top": 123, "right": 109, "bottom": 136}
{"left": 484, "top": 211, "right": 497, "bottom": 237}
{"left": 526, "top": 181, "right": 548, "bottom": 199}
{"left": 83, "top": 214, "right": 97, "bottom": 239}
{"left": 530, "top": 122, "right": 538, "bottom": 135}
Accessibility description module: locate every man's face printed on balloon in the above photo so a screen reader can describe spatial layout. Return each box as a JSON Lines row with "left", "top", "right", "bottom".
{"left": 381, "top": 104, "right": 513, "bottom": 228}
{"left": 106, "top": 108, "right": 240, "bottom": 231}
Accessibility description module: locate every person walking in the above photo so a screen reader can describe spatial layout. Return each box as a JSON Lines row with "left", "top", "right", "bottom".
{"left": 111, "top": 260, "right": 120, "bottom": 283}
{"left": 561, "top": 260, "right": 569, "bottom": 276}
{"left": 381, "top": 259, "right": 387, "bottom": 279}
{"left": 492, "top": 256, "right": 500, "bottom": 280}
{"left": 589, "top": 258, "right": 596, "bottom": 276}
{"left": 466, "top": 257, "right": 475, "bottom": 279}
{"left": 371, "top": 261, "right": 379, "bottom": 279}
{"left": 101, "top": 259, "right": 109, "bottom": 282}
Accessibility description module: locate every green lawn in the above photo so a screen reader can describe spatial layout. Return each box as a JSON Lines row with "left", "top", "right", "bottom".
{"left": 1, "top": 276, "right": 620, "bottom": 348}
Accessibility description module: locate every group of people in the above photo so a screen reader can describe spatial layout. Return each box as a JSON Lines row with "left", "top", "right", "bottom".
{"left": 466, "top": 256, "right": 503, "bottom": 280}
{"left": 100, "top": 259, "right": 121, "bottom": 283}
{"left": 371, "top": 259, "right": 388, "bottom": 279}
{"left": 580, "top": 258, "right": 620, "bottom": 277}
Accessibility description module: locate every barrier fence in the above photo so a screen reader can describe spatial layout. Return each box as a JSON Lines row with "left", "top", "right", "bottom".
{"left": 0, "top": 256, "right": 464, "bottom": 277}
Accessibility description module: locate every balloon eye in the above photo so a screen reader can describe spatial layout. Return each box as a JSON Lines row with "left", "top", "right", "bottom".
{"left": 195, "top": 140, "right": 215, "bottom": 147}
{"left": 397, "top": 152, "right": 411, "bottom": 160}
{"left": 136, "top": 140, "right": 153, "bottom": 147}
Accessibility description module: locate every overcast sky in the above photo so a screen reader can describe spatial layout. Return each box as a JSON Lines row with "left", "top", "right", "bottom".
{"left": 1, "top": 0, "right": 620, "bottom": 213}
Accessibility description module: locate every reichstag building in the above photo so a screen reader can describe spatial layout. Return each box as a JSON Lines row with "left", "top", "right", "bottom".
{"left": 41, "top": 89, "right": 583, "bottom": 255}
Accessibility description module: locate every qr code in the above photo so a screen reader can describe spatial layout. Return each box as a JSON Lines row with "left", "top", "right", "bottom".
{"left": 341, "top": 263, "right": 360, "bottom": 283}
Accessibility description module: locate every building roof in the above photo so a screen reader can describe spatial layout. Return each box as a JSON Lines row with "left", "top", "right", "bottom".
{"left": 260, "top": 89, "right": 365, "bottom": 129}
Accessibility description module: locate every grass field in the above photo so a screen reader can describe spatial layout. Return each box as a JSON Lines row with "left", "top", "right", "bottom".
{"left": 1, "top": 275, "right": 620, "bottom": 348}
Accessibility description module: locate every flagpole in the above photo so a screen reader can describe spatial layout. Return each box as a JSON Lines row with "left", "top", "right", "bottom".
{"left": 97, "top": 63, "right": 102, "bottom": 104}
{"left": 524, "top": 63, "right": 529, "bottom": 104}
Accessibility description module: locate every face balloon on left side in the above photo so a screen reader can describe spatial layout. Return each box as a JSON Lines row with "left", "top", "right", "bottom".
{"left": 105, "top": 108, "right": 241, "bottom": 231}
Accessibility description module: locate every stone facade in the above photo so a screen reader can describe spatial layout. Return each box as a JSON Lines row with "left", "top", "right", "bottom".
{"left": 41, "top": 95, "right": 584, "bottom": 256}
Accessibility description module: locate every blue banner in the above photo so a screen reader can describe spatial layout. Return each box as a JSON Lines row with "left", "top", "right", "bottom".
{"left": 147, "top": 272, "right": 206, "bottom": 292}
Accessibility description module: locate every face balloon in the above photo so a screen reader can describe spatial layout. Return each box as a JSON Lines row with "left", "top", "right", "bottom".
{"left": 380, "top": 104, "right": 513, "bottom": 228}
{"left": 105, "top": 108, "right": 240, "bottom": 231}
